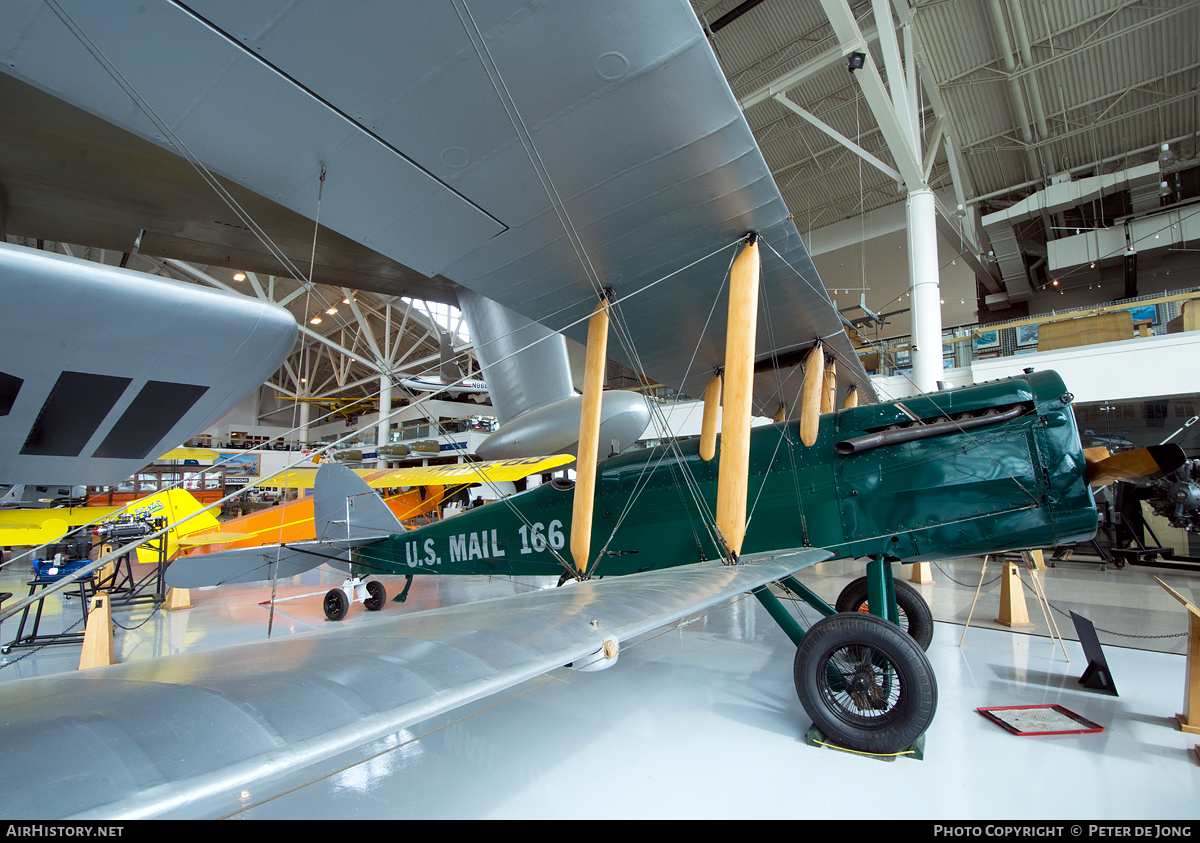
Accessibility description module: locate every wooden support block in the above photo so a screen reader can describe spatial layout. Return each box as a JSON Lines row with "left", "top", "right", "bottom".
{"left": 1022, "top": 549, "right": 1046, "bottom": 571}
{"left": 1153, "top": 577, "right": 1200, "bottom": 734}
{"left": 1175, "top": 607, "right": 1200, "bottom": 735}
{"left": 995, "top": 562, "right": 1034, "bottom": 628}
{"left": 907, "top": 562, "right": 934, "bottom": 584}
{"left": 78, "top": 593, "right": 116, "bottom": 670}
{"left": 164, "top": 587, "right": 192, "bottom": 611}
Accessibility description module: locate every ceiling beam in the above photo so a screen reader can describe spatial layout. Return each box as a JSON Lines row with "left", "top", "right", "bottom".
{"left": 818, "top": 0, "right": 924, "bottom": 189}
{"left": 772, "top": 92, "right": 902, "bottom": 183}
{"left": 739, "top": 24, "right": 881, "bottom": 111}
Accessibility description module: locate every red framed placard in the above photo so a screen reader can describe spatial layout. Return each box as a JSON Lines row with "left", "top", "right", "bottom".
{"left": 977, "top": 705, "right": 1104, "bottom": 736}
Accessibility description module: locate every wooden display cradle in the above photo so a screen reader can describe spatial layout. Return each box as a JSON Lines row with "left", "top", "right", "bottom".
{"left": 1153, "top": 577, "right": 1200, "bottom": 741}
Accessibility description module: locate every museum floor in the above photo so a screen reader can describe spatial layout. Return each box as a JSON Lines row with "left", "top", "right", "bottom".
{"left": 0, "top": 552, "right": 1197, "bottom": 820}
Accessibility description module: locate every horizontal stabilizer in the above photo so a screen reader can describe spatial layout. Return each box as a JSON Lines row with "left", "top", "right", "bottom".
{"left": 165, "top": 540, "right": 353, "bottom": 588}
{"left": 2, "top": 551, "right": 828, "bottom": 819}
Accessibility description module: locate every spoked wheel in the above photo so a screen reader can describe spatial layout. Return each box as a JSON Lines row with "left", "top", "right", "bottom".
{"left": 323, "top": 588, "right": 349, "bottom": 621}
{"left": 794, "top": 612, "right": 937, "bottom": 754}
{"left": 363, "top": 580, "right": 386, "bottom": 611}
{"left": 834, "top": 577, "right": 934, "bottom": 650}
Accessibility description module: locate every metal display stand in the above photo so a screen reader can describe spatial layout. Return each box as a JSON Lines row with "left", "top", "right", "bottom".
{"left": 93, "top": 516, "right": 170, "bottom": 608}
{"left": 1, "top": 569, "right": 96, "bottom": 653}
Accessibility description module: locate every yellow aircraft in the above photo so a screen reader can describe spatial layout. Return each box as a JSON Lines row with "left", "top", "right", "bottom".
{"left": 0, "top": 487, "right": 220, "bottom": 566}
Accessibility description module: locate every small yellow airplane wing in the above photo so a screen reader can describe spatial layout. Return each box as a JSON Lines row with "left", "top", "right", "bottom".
{"left": 0, "top": 507, "right": 121, "bottom": 547}
{"left": 157, "top": 447, "right": 219, "bottom": 460}
{"left": 267, "top": 454, "right": 575, "bottom": 488}
{"left": 176, "top": 531, "right": 259, "bottom": 546}
{"left": 361, "top": 455, "right": 576, "bottom": 486}
{"left": 0, "top": 488, "right": 219, "bottom": 565}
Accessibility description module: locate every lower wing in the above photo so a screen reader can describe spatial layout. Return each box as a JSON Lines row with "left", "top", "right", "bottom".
{"left": 0, "top": 550, "right": 828, "bottom": 819}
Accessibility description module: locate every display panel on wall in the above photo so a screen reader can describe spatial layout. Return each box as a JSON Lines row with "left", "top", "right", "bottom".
{"left": 216, "top": 452, "right": 261, "bottom": 477}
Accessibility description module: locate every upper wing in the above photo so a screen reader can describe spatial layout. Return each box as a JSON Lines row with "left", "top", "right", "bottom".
{"left": 0, "top": 551, "right": 829, "bottom": 819}
{"left": 1, "top": 1, "right": 871, "bottom": 409}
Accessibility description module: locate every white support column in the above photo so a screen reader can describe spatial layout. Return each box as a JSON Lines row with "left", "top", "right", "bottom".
{"left": 376, "top": 373, "right": 393, "bottom": 468}
{"left": 298, "top": 398, "right": 311, "bottom": 448}
{"left": 907, "top": 187, "right": 942, "bottom": 392}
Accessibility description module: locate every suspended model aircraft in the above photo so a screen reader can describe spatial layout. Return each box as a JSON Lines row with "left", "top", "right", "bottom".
{"left": 0, "top": 0, "right": 1182, "bottom": 820}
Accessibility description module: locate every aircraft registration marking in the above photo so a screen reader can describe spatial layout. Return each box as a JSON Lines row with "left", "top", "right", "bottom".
{"left": 398, "top": 520, "right": 565, "bottom": 568}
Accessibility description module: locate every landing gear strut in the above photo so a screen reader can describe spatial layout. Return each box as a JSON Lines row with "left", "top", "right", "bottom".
{"left": 323, "top": 576, "right": 387, "bottom": 621}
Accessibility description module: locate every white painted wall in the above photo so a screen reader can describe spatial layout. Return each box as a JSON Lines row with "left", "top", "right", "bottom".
{"left": 867, "top": 331, "right": 1200, "bottom": 404}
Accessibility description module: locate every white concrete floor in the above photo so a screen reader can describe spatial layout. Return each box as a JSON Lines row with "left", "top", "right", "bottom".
{"left": 1, "top": 552, "right": 1198, "bottom": 819}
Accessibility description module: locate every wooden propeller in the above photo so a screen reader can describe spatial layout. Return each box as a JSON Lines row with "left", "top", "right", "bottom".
{"left": 1085, "top": 444, "right": 1186, "bottom": 488}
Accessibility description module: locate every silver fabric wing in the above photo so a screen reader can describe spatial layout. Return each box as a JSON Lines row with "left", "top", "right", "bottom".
{"left": 0, "top": 552, "right": 828, "bottom": 819}
{"left": 1, "top": 0, "right": 871, "bottom": 408}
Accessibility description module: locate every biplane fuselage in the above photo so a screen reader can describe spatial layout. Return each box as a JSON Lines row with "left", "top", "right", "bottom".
{"left": 358, "top": 370, "right": 1098, "bottom": 579}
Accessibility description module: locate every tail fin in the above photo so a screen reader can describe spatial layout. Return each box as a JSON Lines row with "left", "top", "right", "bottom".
{"left": 313, "top": 463, "right": 404, "bottom": 542}
{"left": 166, "top": 467, "right": 400, "bottom": 588}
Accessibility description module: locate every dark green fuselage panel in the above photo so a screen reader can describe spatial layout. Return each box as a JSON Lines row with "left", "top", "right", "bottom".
{"left": 355, "top": 370, "right": 1097, "bottom": 579}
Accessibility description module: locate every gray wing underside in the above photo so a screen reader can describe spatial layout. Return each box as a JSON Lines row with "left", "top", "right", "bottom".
{"left": 0, "top": 1, "right": 872, "bottom": 408}
{"left": 0, "top": 243, "right": 296, "bottom": 485}
{"left": 0, "top": 551, "right": 829, "bottom": 819}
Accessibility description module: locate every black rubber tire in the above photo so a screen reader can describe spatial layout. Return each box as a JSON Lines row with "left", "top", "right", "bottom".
{"left": 794, "top": 612, "right": 938, "bottom": 754}
{"left": 363, "top": 580, "right": 386, "bottom": 611}
{"left": 323, "top": 588, "right": 349, "bottom": 621}
{"left": 834, "top": 577, "right": 934, "bottom": 650}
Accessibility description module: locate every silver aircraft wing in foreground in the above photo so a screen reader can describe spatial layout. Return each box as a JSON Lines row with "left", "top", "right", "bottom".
{"left": 0, "top": 552, "right": 828, "bottom": 819}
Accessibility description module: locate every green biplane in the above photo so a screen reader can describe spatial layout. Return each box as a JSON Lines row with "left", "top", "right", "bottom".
{"left": 170, "top": 365, "right": 1165, "bottom": 755}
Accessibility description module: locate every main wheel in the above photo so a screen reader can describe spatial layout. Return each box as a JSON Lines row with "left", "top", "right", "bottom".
{"left": 794, "top": 612, "right": 937, "bottom": 754}
{"left": 834, "top": 577, "right": 934, "bottom": 650}
{"left": 363, "top": 580, "right": 386, "bottom": 611}
{"left": 323, "top": 588, "right": 349, "bottom": 621}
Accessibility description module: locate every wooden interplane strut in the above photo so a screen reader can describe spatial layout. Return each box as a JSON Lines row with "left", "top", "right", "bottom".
{"left": 570, "top": 297, "right": 611, "bottom": 574}
{"left": 715, "top": 237, "right": 760, "bottom": 558}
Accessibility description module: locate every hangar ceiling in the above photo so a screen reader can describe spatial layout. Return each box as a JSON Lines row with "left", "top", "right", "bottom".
{"left": 693, "top": 0, "right": 1200, "bottom": 336}
{"left": 4, "top": 1, "right": 1199, "bottom": 413}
